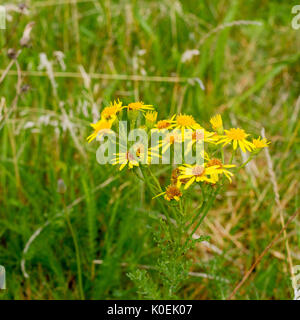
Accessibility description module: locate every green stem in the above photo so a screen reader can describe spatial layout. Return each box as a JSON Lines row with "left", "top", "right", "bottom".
{"left": 65, "top": 210, "right": 85, "bottom": 300}
{"left": 184, "top": 185, "right": 221, "bottom": 248}
{"left": 139, "top": 166, "right": 175, "bottom": 239}
{"left": 147, "top": 166, "right": 163, "bottom": 192}
{"left": 239, "top": 154, "right": 254, "bottom": 169}
{"left": 184, "top": 196, "right": 205, "bottom": 232}
{"left": 221, "top": 147, "right": 225, "bottom": 163}
{"left": 229, "top": 148, "right": 236, "bottom": 164}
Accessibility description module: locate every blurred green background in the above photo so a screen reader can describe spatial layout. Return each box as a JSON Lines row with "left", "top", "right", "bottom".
{"left": 0, "top": 0, "right": 299, "bottom": 299}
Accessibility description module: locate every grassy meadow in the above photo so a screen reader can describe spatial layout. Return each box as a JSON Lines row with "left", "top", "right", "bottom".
{"left": 0, "top": 0, "right": 299, "bottom": 300}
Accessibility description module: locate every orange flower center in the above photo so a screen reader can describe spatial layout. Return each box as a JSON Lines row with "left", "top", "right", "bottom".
{"left": 192, "top": 165, "right": 205, "bottom": 177}
{"left": 165, "top": 185, "right": 182, "bottom": 199}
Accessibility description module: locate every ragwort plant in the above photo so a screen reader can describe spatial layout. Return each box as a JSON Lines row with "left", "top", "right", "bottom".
{"left": 87, "top": 100, "right": 270, "bottom": 299}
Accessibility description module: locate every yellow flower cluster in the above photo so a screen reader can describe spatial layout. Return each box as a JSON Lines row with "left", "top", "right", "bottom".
{"left": 87, "top": 100, "right": 123, "bottom": 143}
{"left": 87, "top": 101, "right": 270, "bottom": 201}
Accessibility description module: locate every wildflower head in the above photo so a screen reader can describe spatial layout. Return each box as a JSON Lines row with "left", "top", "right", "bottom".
{"left": 191, "top": 165, "right": 205, "bottom": 177}
{"left": 218, "top": 128, "right": 254, "bottom": 152}
{"left": 164, "top": 185, "right": 182, "bottom": 201}
{"left": 158, "top": 131, "right": 184, "bottom": 154}
{"left": 156, "top": 120, "right": 172, "bottom": 130}
{"left": 126, "top": 101, "right": 154, "bottom": 112}
{"left": 101, "top": 100, "right": 123, "bottom": 120}
{"left": 111, "top": 150, "right": 139, "bottom": 171}
{"left": 210, "top": 114, "right": 223, "bottom": 133}
{"left": 206, "top": 158, "right": 235, "bottom": 183}
{"left": 167, "top": 131, "right": 183, "bottom": 144}
{"left": 207, "top": 158, "right": 223, "bottom": 167}
{"left": 153, "top": 184, "right": 182, "bottom": 201}
{"left": 192, "top": 130, "right": 204, "bottom": 141}
{"left": 87, "top": 118, "right": 114, "bottom": 143}
{"left": 175, "top": 114, "right": 199, "bottom": 131}
{"left": 101, "top": 107, "right": 117, "bottom": 121}
{"left": 252, "top": 136, "right": 270, "bottom": 153}
{"left": 171, "top": 168, "right": 189, "bottom": 186}
{"left": 145, "top": 111, "right": 158, "bottom": 129}
{"left": 226, "top": 128, "right": 247, "bottom": 140}
{"left": 126, "top": 151, "right": 136, "bottom": 161}
{"left": 153, "top": 115, "right": 176, "bottom": 131}
{"left": 178, "top": 164, "right": 219, "bottom": 189}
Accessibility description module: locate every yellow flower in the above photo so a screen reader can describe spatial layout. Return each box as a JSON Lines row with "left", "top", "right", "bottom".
{"left": 252, "top": 137, "right": 270, "bottom": 149}
{"left": 145, "top": 111, "right": 158, "bottom": 129}
{"left": 112, "top": 151, "right": 140, "bottom": 171}
{"left": 177, "top": 164, "right": 221, "bottom": 189}
{"left": 174, "top": 114, "right": 201, "bottom": 132}
{"left": 153, "top": 185, "right": 182, "bottom": 201}
{"left": 217, "top": 128, "right": 254, "bottom": 152}
{"left": 156, "top": 130, "right": 184, "bottom": 154}
{"left": 152, "top": 115, "right": 176, "bottom": 132}
{"left": 183, "top": 130, "right": 218, "bottom": 161}
{"left": 87, "top": 118, "right": 114, "bottom": 143}
{"left": 136, "top": 144, "right": 161, "bottom": 164}
{"left": 101, "top": 100, "right": 123, "bottom": 120}
{"left": 210, "top": 114, "right": 223, "bottom": 133}
{"left": 112, "top": 144, "right": 160, "bottom": 170}
{"left": 126, "top": 101, "right": 154, "bottom": 112}
{"left": 171, "top": 168, "right": 191, "bottom": 188}
{"left": 206, "top": 158, "right": 235, "bottom": 183}
{"left": 186, "top": 129, "right": 219, "bottom": 148}
{"left": 145, "top": 111, "right": 158, "bottom": 123}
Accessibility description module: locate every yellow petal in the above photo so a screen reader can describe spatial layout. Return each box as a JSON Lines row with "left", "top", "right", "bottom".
{"left": 239, "top": 141, "right": 246, "bottom": 152}
{"left": 233, "top": 140, "right": 237, "bottom": 150}
{"left": 184, "top": 177, "right": 195, "bottom": 190}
